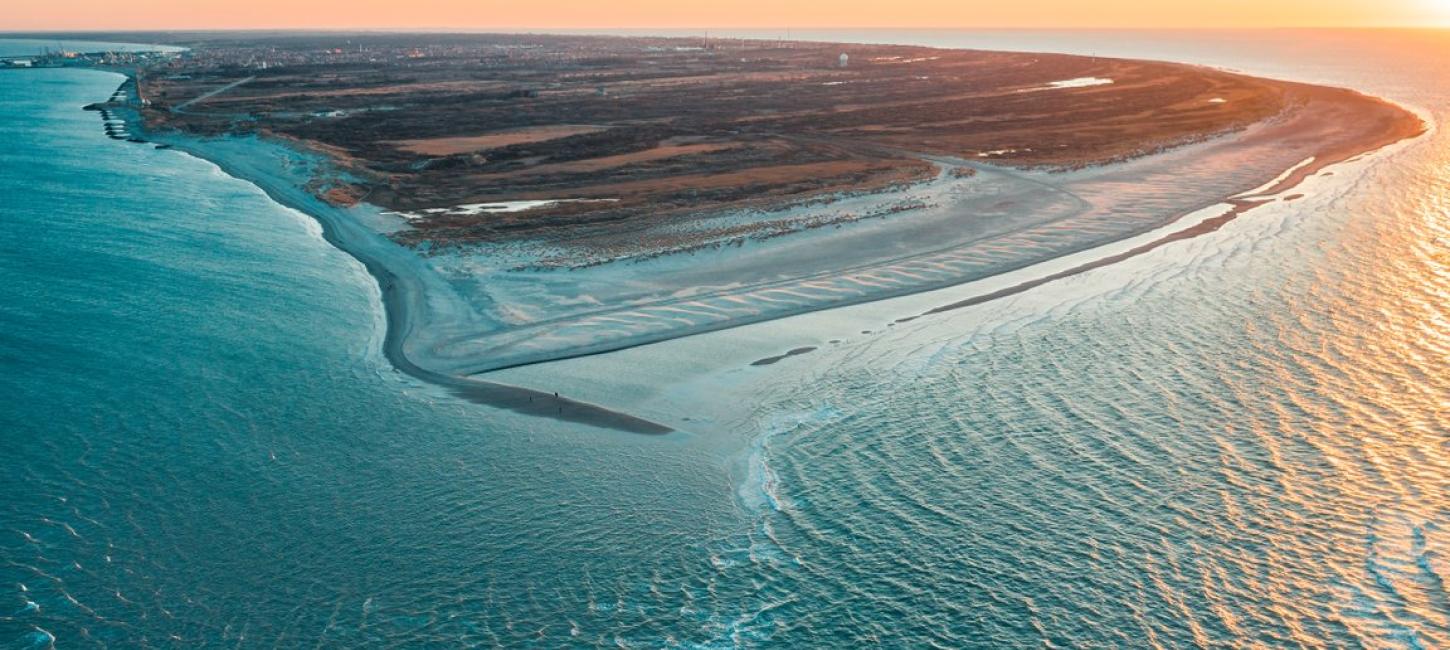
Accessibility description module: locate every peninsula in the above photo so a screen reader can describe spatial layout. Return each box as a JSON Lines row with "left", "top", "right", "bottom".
{"left": 29, "top": 31, "right": 1423, "bottom": 429}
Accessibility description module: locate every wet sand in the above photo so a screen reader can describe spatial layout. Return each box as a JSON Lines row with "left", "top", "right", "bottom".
{"left": 370, "top": 264, "right": 672, "bottom": 434}
{"left": 751, "top": 347, "right": 819, "bottom": 366}
{"left": 902, "top": 198, "right": 1273, "bottom": 321}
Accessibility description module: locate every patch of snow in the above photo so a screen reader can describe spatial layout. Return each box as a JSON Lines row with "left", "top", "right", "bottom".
{"left": 1020, "top": 77, "right": 1115, "bottom": 92}
{"left": 385, "top": 199, "right": 619, "bottom": 221}
{"left": 869, "top": 56, "right": 940, "bottom": 64}
{"left": 1048, "top": 77, "right": 1114, "bottom": 89}
{"left": 976, "top": 148, "right": 1033, "bottom": 158}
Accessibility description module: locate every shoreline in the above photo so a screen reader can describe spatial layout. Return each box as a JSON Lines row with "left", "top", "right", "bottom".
{"left": 63, "top": 55, "right": 1425, "bottom": 433}
{"left": 162, "top": 133, "right": 674, "bottom": 435}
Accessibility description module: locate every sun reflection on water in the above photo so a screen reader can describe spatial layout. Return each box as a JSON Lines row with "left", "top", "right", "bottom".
{"left": 717, "top": 54, "right": 1449, "bottom": 644}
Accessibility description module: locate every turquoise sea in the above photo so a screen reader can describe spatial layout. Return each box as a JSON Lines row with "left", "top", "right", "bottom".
{"left": 2, "top": 31, "right": 1447, "bottom": 647}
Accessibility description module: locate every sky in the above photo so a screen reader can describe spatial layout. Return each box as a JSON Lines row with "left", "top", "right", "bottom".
{"left": 5, "top": 0, "right": 1450, "bottom": 31}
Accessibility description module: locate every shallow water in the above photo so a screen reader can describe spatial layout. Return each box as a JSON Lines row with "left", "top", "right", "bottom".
{"left": 2, "top": 31, "right": 1447, "bottom": 647}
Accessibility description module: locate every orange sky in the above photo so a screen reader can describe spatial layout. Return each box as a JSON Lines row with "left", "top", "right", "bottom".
{"left": 6, "top": 0, "right": 1449, "bottom": 31}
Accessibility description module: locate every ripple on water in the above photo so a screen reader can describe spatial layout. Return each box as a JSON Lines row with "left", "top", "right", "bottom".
{"left": 683, "top": 121, "right": 1450, "bottom": 645}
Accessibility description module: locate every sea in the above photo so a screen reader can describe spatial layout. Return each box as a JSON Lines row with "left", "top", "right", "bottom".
{"left": 1, "top": 30, "right": 1446, "bottom": 647}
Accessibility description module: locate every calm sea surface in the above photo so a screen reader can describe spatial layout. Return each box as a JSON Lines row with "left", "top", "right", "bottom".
{"left": 1, "top": 31, "right": 1446, "bottom": 647}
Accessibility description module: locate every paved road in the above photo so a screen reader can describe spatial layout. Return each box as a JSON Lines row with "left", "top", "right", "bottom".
{"left": 172, "top": 75, "right": 255, "bottom": 113}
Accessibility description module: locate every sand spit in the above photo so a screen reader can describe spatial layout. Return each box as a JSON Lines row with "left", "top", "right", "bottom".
{"left": 901, "top": 198, "right": 1274, "bottom": 321}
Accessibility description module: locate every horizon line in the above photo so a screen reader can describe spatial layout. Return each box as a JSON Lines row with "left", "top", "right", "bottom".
{"left": 5, "top": 25, "right": 1450, "bottom": 34}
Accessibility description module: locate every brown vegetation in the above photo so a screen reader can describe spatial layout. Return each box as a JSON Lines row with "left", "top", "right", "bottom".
{"left": 139, "top": 33, "right": 1295, "bottom": 248}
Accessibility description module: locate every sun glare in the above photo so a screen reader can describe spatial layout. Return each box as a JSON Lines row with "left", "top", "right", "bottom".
{"left": 1421, "top": 0, "right": 1450, "bottom": 24}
